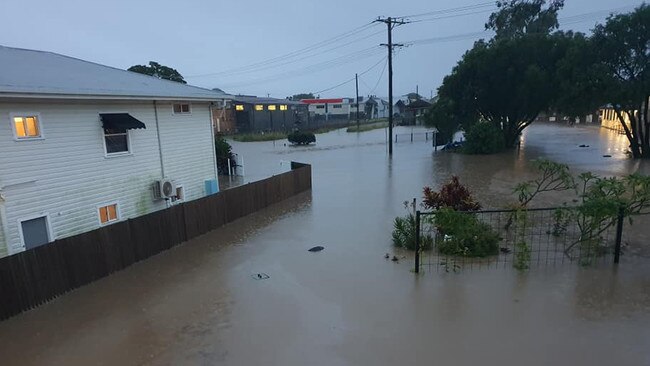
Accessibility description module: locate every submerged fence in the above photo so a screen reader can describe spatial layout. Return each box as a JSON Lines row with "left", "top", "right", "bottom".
{"left": 414, "top": 207, "right": 627, "bottom": 273}
{"left": 0, "top": 162, "right": 311, "bottom": 320}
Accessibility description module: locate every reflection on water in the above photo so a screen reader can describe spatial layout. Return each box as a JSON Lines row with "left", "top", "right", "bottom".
{"left": 0, "top": 123, "right": 649, "bottom": 365}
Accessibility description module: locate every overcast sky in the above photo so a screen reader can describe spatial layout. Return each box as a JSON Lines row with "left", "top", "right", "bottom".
{"left": 1, "top": 0, "right": 645, "bottom": 99}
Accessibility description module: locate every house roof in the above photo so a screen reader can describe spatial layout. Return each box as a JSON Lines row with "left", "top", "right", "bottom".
{"left": 406, "top": 99, "right": 432, "bottom": 109}
{"left": 0, "top": 45, "right": 230, "bottom": 101}
{"left": 231, "top": 95, "right": 302, "bottom": 105}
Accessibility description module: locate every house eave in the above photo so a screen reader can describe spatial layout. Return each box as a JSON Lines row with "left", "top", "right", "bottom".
{"left": 0, "top": 92, "right": 231, "bottom": 102}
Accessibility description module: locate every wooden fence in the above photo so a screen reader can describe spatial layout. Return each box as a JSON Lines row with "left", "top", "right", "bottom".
{"left": 0, "top": 162, "right": 311, "bottom": 321}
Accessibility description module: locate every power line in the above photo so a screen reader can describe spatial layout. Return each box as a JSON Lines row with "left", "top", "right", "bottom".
{"left": 220, "top": 47, "right": 384, "bottom": 89}
{"left": 369, "top": 58, "right": 388, "bottom": 95}
{"left": 186, "top": 22, "right": 380, "bottom": 78}
{"left": 397, "top": 1, "right": 495, "bottom": 19}
{"left": 313, "top": 56, "right": 387, "bottom": 94}
{"left": 409, "top": 9, "right": 496, "bottom": 23}
{"left": 189, "top": 29, "right": 385, "bottom": 79}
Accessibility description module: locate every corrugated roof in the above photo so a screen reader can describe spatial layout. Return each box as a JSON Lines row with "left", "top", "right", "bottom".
{"left": 0, "top": 45, "right": 230, "bottom": 101}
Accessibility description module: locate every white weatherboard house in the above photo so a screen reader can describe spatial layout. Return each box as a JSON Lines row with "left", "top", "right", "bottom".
{"left": 0, "top": 45, "right": 228, "bottom": 258}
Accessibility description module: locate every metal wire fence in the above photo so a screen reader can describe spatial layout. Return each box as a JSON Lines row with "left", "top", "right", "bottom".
{"left": 394, "top": 131, "right": 438, "bottom": 144}
{"left": 415, "top": 207, "right": 626, "bottom": 273}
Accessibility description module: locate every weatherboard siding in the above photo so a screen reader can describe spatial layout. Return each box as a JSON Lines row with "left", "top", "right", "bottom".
{"left": 156, "top": 102, "right": 217, "bottom": 201}
{"left": 0, "top": 100, "right": 217, "bottom": 256}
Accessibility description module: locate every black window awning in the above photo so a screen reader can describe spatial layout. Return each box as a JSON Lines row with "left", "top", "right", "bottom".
{"left": 100, "top": 113, "right": 146, "bottom": 130}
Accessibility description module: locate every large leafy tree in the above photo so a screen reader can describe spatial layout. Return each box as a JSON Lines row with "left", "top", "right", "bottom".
{"left": 128, "top": 61, "right": 187, "bottom": 84}
{"left": 486, "top": 0, "right": 565, "bottom": 40}
{"left": 438, "top": 34, "right": 570, "bottom": 147}
{"left": 591, "top": 5, "right": 650, "bottom": 158}
{"left": 430, "top": 0, "right": 567, "bottom": 149}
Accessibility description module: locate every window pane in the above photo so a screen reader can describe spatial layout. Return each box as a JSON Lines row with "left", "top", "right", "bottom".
{"left": 99, "top": 207, "right": 108, "bottom": 223}
{"left": 255, "top": 105, "right": 263, "bottom": 111}
{"left": 105, "top": 134, "right": 129, "bottom": 154}
{"left": 173, "top": 104, "right": 181, "bottom": 113}
{"left": 181, "top": 104, "right": 190, "bottom": 113}
{"left": 107, "top": 204, "right": 117, "bottom": 220}
{"left": 14, "top": 117, "right": 26, "bottom": 137}
{"left": 280, "top": 105, "right": 287, "bottom": 111}
{"left": 26, "top": 117, "right": 39, "bottom": 136}
{"left": 235, "top": 105, "right": 244, "bottom": 111}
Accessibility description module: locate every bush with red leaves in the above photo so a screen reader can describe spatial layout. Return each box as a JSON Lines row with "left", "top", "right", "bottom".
{"left": 422, "top": 176, "right": 482, "bottom": 211}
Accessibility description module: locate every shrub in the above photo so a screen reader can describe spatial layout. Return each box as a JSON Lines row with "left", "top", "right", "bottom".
{"left": 215, "top": 134, "right": 235, "bottom": 175}
{"left": 463, "top": 122, "right": 505, "bottom": 154}
{"left": 392, "top": 213, "right": 433, "bottom": 250}
{"left": 434, "top": 208, "right": 500, "bottom": 257}
{"left": 287, "top": 131, "right": 316, "bottom": 145}
{"left": 423, "top": 176, "right": 481, "bottom": 211}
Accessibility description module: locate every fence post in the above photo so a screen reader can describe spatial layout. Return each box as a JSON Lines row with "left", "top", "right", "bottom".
{"left": 614, "top": 206, "right": 625, "bottom": 264}
{"left": 415, "top": 210, "right": 421, "bottom": 273}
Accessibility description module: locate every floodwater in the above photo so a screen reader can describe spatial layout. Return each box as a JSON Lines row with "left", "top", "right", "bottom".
{"left": 1, "top": 123, "right": 649, "bottom": 365}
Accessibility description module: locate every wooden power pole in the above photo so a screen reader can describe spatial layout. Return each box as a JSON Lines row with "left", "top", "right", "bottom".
{"left": 355, "top": 73, "right": 360, "bottom": 130}
{"left": 376, "top": 16, "right": 407, "bottom": 156}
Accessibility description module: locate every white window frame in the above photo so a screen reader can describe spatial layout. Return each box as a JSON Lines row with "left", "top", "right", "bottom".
{"left": 172, "top": 103, "right": 192, "bottom": 115}
{"left": 96, "top": 201, "right": 121, "bottom": 226}
{"left": 17, "top": 213, "right": 54, "bottom": 249}
{"left": 10, "top": 112, "right": 45, "bottom": 141}
{"left": 100, "top": 113, "right": 133, "bottom": 157}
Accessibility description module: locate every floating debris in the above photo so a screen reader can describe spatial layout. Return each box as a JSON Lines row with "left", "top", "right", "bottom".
{"left": 308, "top": 246, "right": 324, "bottom": 252}
{"left": 252, "top": 273, "right": 270, "bottom": 280}
{"left": 500, "top": 247, "right": 512, "bottom": 254}
{"left": 603, "top": 154, "right": 612, "bottom": 158}
{"left": 578, "top": 144, "right": 590, "bottom": 148}
{"left": 391, "top": 256, "right": 399, "bottom": 262}
{"left": 384, "top": 253, "right": 390, "bottom": 259}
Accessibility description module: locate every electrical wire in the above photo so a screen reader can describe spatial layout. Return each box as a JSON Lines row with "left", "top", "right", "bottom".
{"left": 307, "top": 56, "right": 388, "bottom": 94}
{"left": 397, "top": 1, "right": 495, "bottom": 19}
{"left": 220, "top": 47, "right": 385, "bottom": 88}
{"left": 186, "top": 22, "right": 381, "bottom": 78}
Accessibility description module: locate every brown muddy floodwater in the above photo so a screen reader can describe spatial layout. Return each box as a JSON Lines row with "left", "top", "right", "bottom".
{"left": 1, "top": 123, "right": 649, "bottom": 365}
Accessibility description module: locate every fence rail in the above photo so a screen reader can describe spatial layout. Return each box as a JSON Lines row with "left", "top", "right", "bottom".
{"left": 414, "top": 206, "right": 626, "bottom": 273}
{"left": 0, "top": 163, "right": 312, "bottom": 320}
{"left": 394, "top": 131, "right": 438, "bottom": 144}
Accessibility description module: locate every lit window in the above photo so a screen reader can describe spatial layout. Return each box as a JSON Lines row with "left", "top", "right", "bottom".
{"left": 173, "top": 103, "right": 191, "bottom": 114}
{"left": 12, "top": 115, "right": 41, "bottom": 139}
{"left": 104, "top": 128, "right": 129, "bottom": 154}
{"left": 98, "top": 203, "right": 119, "bottom": 224}
{"left": 255, "top": 105, "right": 264, "bottom": 111}
{"left": 280, "top": 105, "right": 288, "bottom": 111}
{"left": 235, "top": 105, "right": 244, "bottom": 111}
{"left": 268, "top": 105, "right": 276, "bottom": 111}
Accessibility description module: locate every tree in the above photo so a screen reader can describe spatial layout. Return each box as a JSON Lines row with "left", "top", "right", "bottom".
{"left": 486, "top": 0, "right": 564, "bottom": 40}
{"left": 438, "top": 34, "right": 569, "bottom": 148}
{"left": 288, "top": 93, "right": 314, "bottom": 101}
{"left": 590, "top": 5, "right": 650, "bottom": 158}
{"left": 127, "top": 61, "right": 187, "bottom": 84}
{"left": 423, "top": 97, "right": 461, "bottom": 144}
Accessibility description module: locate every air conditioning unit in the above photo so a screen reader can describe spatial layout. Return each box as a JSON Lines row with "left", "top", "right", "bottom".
{"left": 153, "top": 179, "right": 176, "bottom": 199}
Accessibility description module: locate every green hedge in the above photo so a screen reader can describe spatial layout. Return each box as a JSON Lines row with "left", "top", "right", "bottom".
{"left": 287, "top": 131, "right": 316, "bottom": 145}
